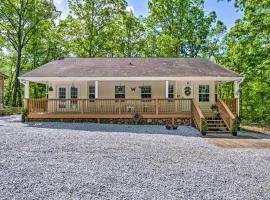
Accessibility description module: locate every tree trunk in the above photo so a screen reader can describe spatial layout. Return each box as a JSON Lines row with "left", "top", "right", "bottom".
{"left": 12, "top": 47, "right": 22, "bottom": 107}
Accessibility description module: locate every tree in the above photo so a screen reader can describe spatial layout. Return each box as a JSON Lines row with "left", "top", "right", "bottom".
{"left": 145, "top": 0, "right": 218, "bottom": 57}
{"left": 203, "top": 20, "right": 227, "bottom": 61}
{"left": 100, "top": 10, "right": 145, "bottom": 57}
{"left": 64, "top": 0, "right": 127, "bottom": 57}
{"left": 221, "top": 0, "right": 270, "bottom": 124}
{"left": 0, "top": 0, "right": 58, "bottom": 106}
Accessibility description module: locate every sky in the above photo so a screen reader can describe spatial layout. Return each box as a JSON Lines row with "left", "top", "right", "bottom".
{"left": 54, "top": 0, "right": 243, "bottom": 30}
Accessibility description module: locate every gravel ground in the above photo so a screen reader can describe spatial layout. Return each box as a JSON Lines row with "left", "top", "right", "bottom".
{"left": 0, "top": 115, "right": 269, "bottom": 200}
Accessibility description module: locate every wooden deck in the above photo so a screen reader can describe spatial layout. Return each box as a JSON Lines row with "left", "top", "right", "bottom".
{"left": 25, "top": 98, "right": 238, "bottom": 134}
{"left": 28, "top": 113, "right": 191, "bottom": 119}
{"left": 26, "top": 98, "right": 193, "bottom": 118}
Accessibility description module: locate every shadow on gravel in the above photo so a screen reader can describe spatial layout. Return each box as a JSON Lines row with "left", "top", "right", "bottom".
{"left": 25, "top": 122, "right": 201, "bottom": 137}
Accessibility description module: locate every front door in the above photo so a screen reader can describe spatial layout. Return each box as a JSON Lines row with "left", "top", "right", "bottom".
{"left": 57, "top": 86, "right": 68, "bottom": 112}
{"left": 70, "top": 86, "right": 80, "bottom": 112}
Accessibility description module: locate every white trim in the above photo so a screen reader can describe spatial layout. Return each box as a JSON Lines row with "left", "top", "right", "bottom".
{"left": 234, "top": 78, "right": 244, "bottom": 116}
{"left": 19, "top": 76, "right": 244, "bottom": 82}
{"left": 56, "top": 85, "right": 68, "bottom": 99}
{"left": 165, "top": 80, "right": 169, "bottom": 98}
{"left": 24, "top": 81, "right": 29, "bottom": 99}
{"left": 95, "top": 80, "right": 98, "bottom": 98}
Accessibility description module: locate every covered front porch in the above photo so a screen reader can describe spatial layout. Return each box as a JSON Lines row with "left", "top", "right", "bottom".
{"left": 20, "top": 77, "right": 242, "bottom": 134}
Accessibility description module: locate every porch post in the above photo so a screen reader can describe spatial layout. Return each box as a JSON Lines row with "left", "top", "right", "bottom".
{"left": 24, "top": 80, "right": 30, "bottom": 110}
{"left": 24, "top": 81, "right": 30, "bottom": 99}
{"left": 165, "top": 80, "right": 169, "bottom": 98}
{"left": 234, "top": 80, "right": 241, "bottom": 116}
{"left": 95, "top": 80, "right": 98, "bottom": 98}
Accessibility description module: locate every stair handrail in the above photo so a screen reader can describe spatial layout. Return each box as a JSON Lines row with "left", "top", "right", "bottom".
{"left": 192, "top": 99, "right": 207, "bottom": 133}
{"left": 217, "top": 98, "right": 236, "bottom": 133}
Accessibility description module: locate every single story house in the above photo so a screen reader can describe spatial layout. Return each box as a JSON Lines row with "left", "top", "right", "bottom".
{"left": 19, "top": 58, "right": 244, "bottom": 134}
{"left": 0, "top": 72, "right": 8, "bottom": 108}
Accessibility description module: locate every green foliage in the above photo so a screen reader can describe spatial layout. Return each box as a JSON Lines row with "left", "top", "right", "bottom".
{"left": 0, "top": 107, "right": 21, "bottom": 116}
{"left": 21, "top": 108, "right": 29, "bottom": 122}
{"left": 63, "top": 0, "right": 127, "bottom": 57}
{"left": 0, "top": 0, "right": 58, "bottom": 106}
{"left": 232, "top": 116, "right": 241, "bottom": 134}
{"left": 201, "top": 118, "right": 208, "bottom": 134}
{"left": 220, "top": 0, "right": 270, "bottom": 125}
{"left": 145, "top": 0, "right": 221, "bottom": 57}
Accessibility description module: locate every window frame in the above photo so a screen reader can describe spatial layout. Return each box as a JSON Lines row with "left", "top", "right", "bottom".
{"left": 115, "top": 85, "right": 125, "bottom": 99}
{"left": 199, "top": 85, "right": 210, "bottom": 102}
{"left": 58, "top": 87, "right": 67, "bottom": 99}
{"left": 141, "top": 86, "right": 152, "bottom": 99}
{"left": 89, "top": 85, "right": 95, "bottom": 99}
{"left": 168, "top": 84, "right": 174, "bottom": 99}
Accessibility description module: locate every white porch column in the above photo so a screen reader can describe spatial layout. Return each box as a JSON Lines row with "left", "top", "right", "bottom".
{"left": 234, "top": 80, "right": 243, "bottom": 116}
{"left": 24, "top": 81, "right": 30, "bottom": 99}
{"left": 234, "top": 81, "right": 240, "bottom": 99}
{"left": 95, "top": 80, "right": 98, "bottom": 98}
{"left": 165, "top": 80, "right": 169, "bottom": 98}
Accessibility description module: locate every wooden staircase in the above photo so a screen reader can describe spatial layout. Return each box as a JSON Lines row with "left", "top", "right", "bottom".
{"left": 206, "top": 117, "right": 231, "bottom": 134}
{"left": 192, "top": 99, "right": 238, "bottom": 135}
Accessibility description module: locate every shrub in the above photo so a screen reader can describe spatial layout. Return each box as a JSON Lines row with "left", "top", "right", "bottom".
{"left": 201, "top": 118, "right": 208, "bottom": 135}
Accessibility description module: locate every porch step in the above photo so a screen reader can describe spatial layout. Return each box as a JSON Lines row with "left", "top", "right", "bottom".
{"left": 206, "top": 118, "right": 229, "bottom": 133}
{"left": 207, "top": 131, "right": 231, "bottom": 134}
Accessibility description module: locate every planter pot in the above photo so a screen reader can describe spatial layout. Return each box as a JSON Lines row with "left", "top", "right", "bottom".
{"left": 202, "top": 132, "right": 207, "bottom": 136}
{"left": 165, "top": 125, "right": 172, "bottom": 130}
{"left": 232, "top": 132, "right": 237, "bottom": 136}
{"left": 21, "top": 115, "right": 25, "bottom": 123}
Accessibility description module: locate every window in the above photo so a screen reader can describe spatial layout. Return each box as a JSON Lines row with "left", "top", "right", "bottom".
{"left": 58, "top": 88, "right": 66, "bottom": 99}
{"left": 115, "top": 85, "right": 125, "bottom": 99}
{"left": 70, "top": 87, "right": 78, "bottom": 99}
{"left": 199, "top": 85, "right": 210, "bottom": 102}
{"left": 70, "top": 87, "right": 78, "bottom": 108}
{"left": 168, "top": 85, "right": 174, "bottom": 98}
{"left": 89, "top": 86, "right": 95, "bottom": 99}
{"left": 141, "top": 86, "right": 152, "bottom": 99}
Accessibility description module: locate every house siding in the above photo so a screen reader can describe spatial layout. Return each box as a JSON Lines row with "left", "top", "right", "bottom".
{"left": 47, "top": 80, "right": 215, "bottom": 112}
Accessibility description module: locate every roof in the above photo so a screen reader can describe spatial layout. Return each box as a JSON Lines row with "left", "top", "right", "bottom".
{"left": 0, "top": 72, "right": 8, "bottom": 79}
{"left": 20, "top": 57, "right": 241, "bottom": 78}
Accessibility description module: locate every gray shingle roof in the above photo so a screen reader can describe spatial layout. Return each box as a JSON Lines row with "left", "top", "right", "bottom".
{"left": 21, "top": 57, "right": 241, "bottom": 78}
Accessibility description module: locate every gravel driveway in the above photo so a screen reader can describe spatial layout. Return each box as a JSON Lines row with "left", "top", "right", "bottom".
{"left": 0, "top": 116, "right": 269, "bottom": 200}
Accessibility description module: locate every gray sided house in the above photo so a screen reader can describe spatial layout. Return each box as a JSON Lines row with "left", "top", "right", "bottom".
{"left": 19, "top": 58, "right": 244, "bottom": 134}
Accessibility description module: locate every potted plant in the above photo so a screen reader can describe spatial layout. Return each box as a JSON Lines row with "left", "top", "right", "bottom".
{"left": 21, "top": 108, "right": 29, "bottom": 122}
{"left": 232, "top": 116, "right": 241, "bottom": 136}
{"left": 172, "top": 124, "right": 178, "bottom": 130}
{"left": 210, "top": 104, "right": 218, "bottom": 112}
{"left": 165, "top": 122, "right": 172, "bottom": 130}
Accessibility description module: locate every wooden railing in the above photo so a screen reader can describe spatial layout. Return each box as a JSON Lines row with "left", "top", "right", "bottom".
{"left": 26, "top": 98, "right": 192, "bottom": 115}
{"left": 191, "top": 99, "right": 206, "bottom": 133}
{"left": 223, "top": 98, "right": 238, "bottom": 115}
{"left": 217, "top": 99, "right": 236, "bottom": 132}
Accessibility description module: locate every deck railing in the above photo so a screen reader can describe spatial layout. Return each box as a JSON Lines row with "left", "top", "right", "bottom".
{"left": 223, "top": 98, "right": 238, "bottom": 115}
{"left": 217, "top": 99, "right": 236, "bottom": 132}
{"left": 191, "top": 99, "right": 206, "bottom": 133}
{"left": 26, "top": 98, "right": 192, "bottom": 115}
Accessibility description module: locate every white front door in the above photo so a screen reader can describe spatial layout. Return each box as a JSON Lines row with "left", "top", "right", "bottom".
{"left": 70, "top": 86, "right": 80, "bottom": 112}
{"left": 57, "top": 86, "right": 68, "bottom": 112}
